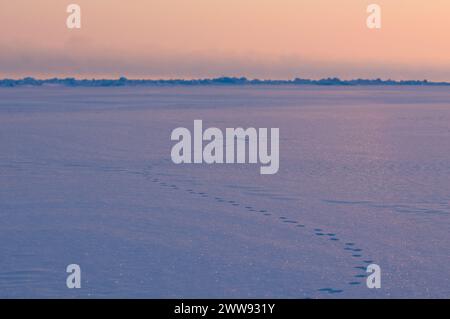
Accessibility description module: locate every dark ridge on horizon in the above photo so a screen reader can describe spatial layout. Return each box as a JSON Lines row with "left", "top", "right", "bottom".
{"left": 1, "top": 77, "right": 450, "bottom": 87}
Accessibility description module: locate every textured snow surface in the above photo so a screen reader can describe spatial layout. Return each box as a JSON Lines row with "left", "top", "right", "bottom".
{"left": 0, "top": 86, "right": 449, "bottom": 298}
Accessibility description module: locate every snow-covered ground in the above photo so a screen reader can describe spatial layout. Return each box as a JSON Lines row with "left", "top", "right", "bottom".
{"left": 0, "top": 85, "right": 449, "bottom": 298}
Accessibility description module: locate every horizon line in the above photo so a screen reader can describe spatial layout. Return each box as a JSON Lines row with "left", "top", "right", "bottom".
{"left": 1, "top": 76, "right": 450, "bottom": 87}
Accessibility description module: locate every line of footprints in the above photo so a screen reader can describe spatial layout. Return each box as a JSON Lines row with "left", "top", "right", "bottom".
{"left": 144, "top": 169, "right": 374, "bottom": 296}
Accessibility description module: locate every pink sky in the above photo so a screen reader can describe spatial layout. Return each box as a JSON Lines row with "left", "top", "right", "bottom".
{"left": 1, "top": 0, "right": 449, "bottom": 80}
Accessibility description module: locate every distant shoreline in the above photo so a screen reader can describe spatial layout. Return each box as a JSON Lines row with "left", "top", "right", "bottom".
{"left": 1, "top": 77, "right": 450, "bottom": 87}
